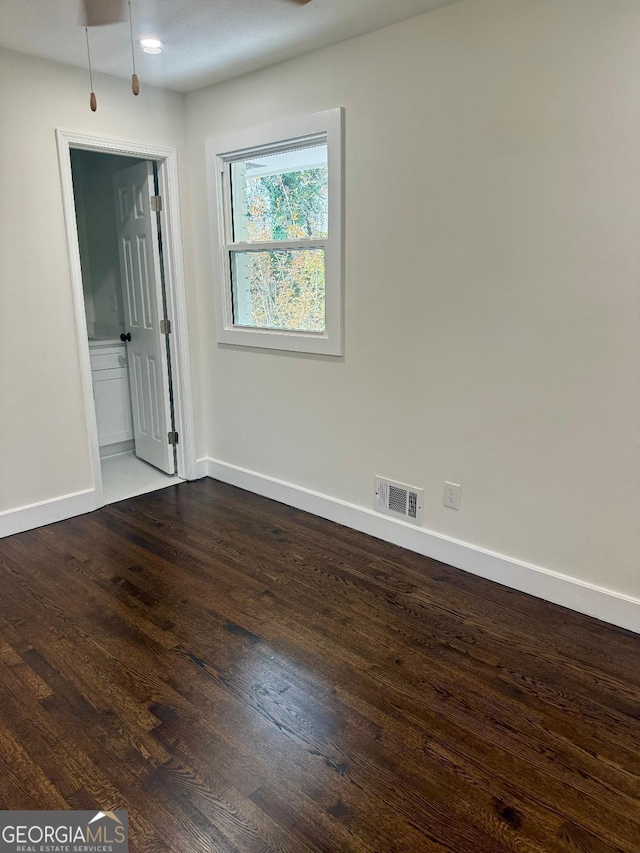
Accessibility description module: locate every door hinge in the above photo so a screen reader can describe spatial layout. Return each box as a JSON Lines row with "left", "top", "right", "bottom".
{"left": 159, "top": 318, "right": 171, "bottom": 335}
{"left": 168, "top": 431, "right": 179, "bottom": 446}
{"left": 150, "top": 195, "right": 163, "bottom": 212}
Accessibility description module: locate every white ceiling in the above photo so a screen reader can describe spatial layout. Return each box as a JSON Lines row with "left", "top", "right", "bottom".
{"left": 0, "top": 0, "right": 462, "bottom": 93}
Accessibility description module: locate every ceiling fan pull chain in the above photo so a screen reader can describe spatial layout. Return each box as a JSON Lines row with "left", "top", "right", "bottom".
{"left": 85, "top": 26, "right": 97, "bottom": 111}
{"left": 129, "top": 0, "right": 140, "bottom": 95}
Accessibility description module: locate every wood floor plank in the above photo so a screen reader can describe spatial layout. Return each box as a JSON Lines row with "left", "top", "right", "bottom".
{"left": 0, "top": 478, "right": 639, "bottom": 852}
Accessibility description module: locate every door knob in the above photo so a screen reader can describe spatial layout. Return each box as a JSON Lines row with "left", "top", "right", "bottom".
{"left": 120, "top": 332, "right": 132, "bottom": 342}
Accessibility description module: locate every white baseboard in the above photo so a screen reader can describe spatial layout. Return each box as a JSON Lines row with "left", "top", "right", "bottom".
{"left": 195, "top": 457, "right": 211, "bottom": 480}
{"left": 202, "top": 458, "right": 640, "bottom": 635}
{"left": 100, "top": 439, "right": 135, "bottom": 459}
{"left": 3, "top": 462, "right": 638, "bottom": 635}
{"left": 0, "top": 489, "right": 97, "bottom": 539}
{"left": 0, "top": 456, "right": 219, "bottom": 541}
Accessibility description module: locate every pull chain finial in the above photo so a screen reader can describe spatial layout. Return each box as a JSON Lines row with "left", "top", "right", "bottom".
{"left": 129, "top": 0, "right": 140, "bottom": 95}
{"left": 85, "top": 26, "right": 97, "bottom": 111}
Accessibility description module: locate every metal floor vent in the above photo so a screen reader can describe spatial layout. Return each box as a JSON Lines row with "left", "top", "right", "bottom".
{"left": 375, "top": 477, "right": 424, "bottom": 526}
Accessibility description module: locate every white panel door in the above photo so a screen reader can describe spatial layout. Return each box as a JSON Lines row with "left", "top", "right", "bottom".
{"left": 113, "top": 161, "right": 174, "bottom": 474}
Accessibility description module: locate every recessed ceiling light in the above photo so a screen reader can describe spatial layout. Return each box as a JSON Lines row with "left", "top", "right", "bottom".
{"left": 138, "top": 38, "right": 163, "bottom": 54}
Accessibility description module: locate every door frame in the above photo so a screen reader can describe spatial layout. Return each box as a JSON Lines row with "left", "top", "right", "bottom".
{"left": 56, "top": 130, "right": 197, "bottom": 507}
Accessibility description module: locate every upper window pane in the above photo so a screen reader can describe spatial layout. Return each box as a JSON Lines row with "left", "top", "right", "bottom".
{"left": 231, "top": 143, "right": 328, "bottom": 243}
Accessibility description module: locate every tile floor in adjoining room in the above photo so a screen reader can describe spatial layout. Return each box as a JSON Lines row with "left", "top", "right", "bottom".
{"left": 101, "top": 451, "right": 183, "bottom": 504}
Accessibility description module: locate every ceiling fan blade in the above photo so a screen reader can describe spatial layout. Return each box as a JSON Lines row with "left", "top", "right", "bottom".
{"left": 82, "top": 0, "right": 127, "bottom": 26}
{"left": 289, "top": 0, "right": 313, "bottom": 4}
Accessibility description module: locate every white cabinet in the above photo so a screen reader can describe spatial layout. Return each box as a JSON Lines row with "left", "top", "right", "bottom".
{"left": 89, "top": 340, "right": 134, "bottom": 452}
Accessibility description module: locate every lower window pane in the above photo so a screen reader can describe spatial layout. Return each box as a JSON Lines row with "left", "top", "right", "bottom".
{"left": 230, "top": 248, "right": 325, "bottom": 332}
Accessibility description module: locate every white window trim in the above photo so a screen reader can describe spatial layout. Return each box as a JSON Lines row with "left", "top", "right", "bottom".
{"left": 206, "top": 108, "right": 344, "bottom": 356}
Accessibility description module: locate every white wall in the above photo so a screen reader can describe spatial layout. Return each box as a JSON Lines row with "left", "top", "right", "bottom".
{"left": 186, "top": 0, "right": 640, "bottom": 600}
{"left": 0, "top": 48, "right": 203, "bottom": 513}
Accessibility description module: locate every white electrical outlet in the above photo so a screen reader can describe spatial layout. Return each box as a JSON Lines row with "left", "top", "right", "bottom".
{"left": 110, "top": 294, "right": 118, "bottom": 312}
{"left": 444, "top": 482, "right": 461, "bottom": 510}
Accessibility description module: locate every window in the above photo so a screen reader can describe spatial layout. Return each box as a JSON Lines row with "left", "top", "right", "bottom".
{"left": 207, "top": 109, "right": 344, "bottom": 355}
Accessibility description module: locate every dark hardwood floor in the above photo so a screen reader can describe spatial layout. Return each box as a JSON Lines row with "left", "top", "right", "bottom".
{"left": 1, "top": 479, "right": 639, "bottom": 851}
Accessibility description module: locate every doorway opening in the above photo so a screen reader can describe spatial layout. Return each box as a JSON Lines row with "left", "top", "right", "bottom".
{"left": 57, "top": 132, "right": 196, "bottom": 510}
{"left": 70, "top": 149, "right": 182, "bottom": 504}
